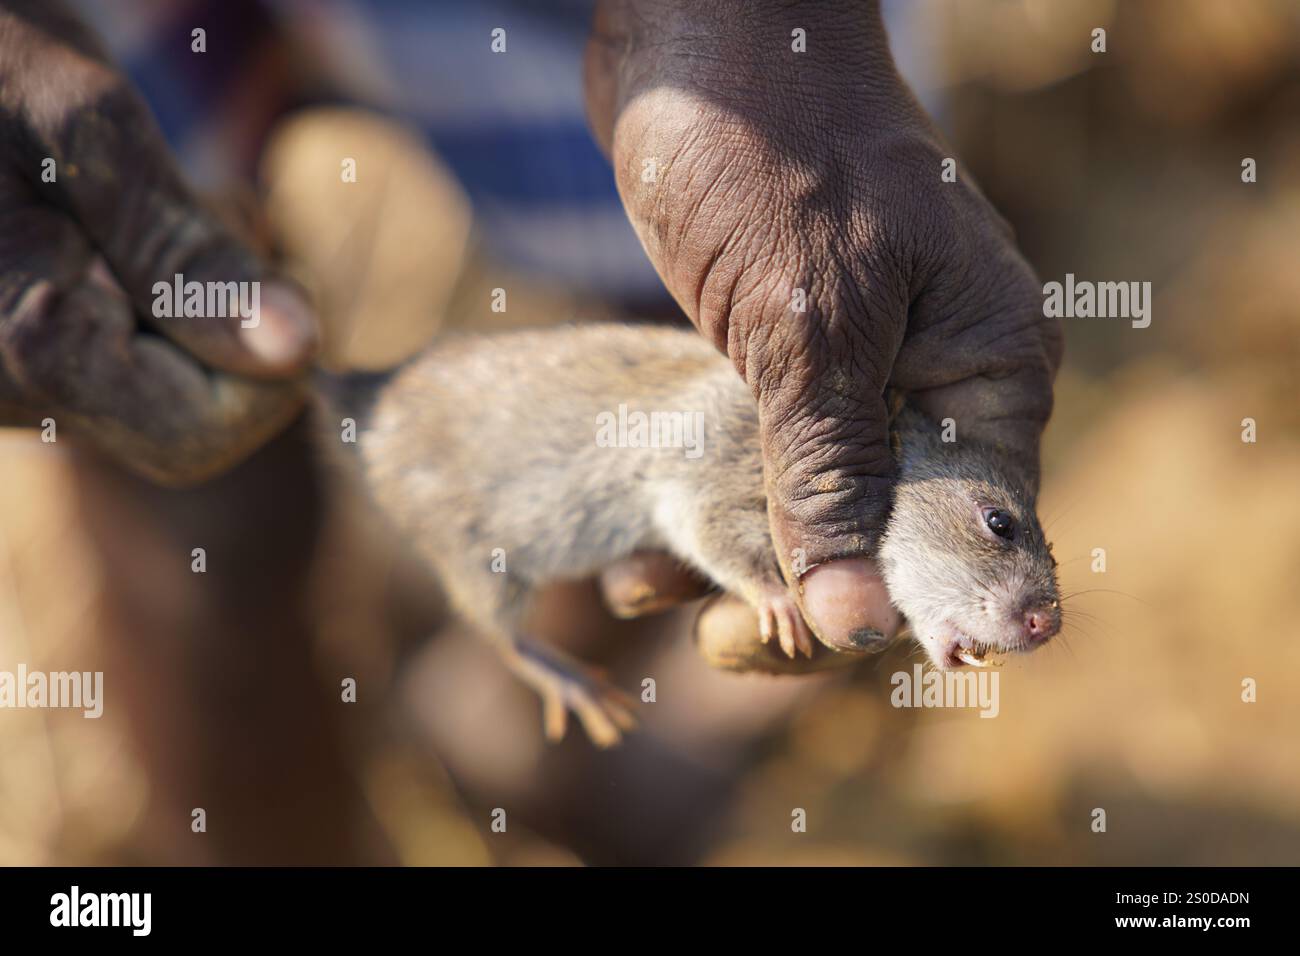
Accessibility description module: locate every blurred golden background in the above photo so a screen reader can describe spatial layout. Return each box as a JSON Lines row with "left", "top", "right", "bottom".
{"left": 1, "top": 0, "right": 1298, "bottom": 865}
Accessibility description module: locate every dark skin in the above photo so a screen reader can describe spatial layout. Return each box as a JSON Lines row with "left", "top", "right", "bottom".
{"left": 0, "top": 0, "right": 1060, "bottom": 655}
{"left": 0, "top": 0, "right": 316, "bottom": 486}
{"left": 586, "top": 0, "right": 1062, "bottom": 652}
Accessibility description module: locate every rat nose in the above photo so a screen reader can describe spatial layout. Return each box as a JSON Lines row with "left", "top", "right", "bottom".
{"left": 1022, "top": 603, "right": 1061, "bottom": 643}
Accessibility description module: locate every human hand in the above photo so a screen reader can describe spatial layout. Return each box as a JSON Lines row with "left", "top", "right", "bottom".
{"left": 586, "top": 0, "right": 1062, "bottom": 652}
{"left": 0, "top": 1, "right": 316, "bottom": 486}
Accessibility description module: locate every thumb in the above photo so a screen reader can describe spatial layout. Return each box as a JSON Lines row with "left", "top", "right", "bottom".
{"left": 28, "top": 51, "right": 315, "bottom": 375}
{"left": 753, "top": 337, "right": 903, "bottom": 652}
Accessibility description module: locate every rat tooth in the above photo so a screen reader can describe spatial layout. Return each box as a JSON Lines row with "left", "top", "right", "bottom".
{"left": 956, "top": 650, "right": 987, "bottom": 667}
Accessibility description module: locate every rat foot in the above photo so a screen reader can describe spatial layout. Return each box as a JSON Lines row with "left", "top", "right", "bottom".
{"left": 505, "top": 640, "right": 638, "bottom": 748}
{"left": 757, "top": 587, "right": 815, "bottom": 659}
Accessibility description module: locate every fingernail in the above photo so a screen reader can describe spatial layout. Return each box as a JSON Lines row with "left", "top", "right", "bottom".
{"left": 800, "top": 558, "right": 900, "bottom": 651}
{"left": 240, "top": 281, "right": 318, "bottom": 369}
{"left": 847, "top": 627, "right": 890, "bottom": 652}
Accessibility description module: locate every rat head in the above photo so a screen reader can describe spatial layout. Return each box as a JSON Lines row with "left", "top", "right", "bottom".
{"left": 877, "top": 411, "right": 1061, "bottom": 670}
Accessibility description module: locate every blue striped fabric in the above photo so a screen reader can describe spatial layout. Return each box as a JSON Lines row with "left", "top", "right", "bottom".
{"left": 73, "top": 0, "right": 670, "bottom": 302}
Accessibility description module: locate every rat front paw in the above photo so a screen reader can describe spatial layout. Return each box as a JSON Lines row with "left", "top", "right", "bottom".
{"left": 757, "top": 588, "right": 816, "bottom": 660}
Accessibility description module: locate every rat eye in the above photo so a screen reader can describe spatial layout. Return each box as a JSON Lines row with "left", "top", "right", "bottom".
{"left": 984, "top": 508, "right": 1016, "bottom": 540}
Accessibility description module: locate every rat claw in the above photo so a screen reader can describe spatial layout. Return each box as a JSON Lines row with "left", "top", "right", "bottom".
{"left": 795, "top": 619, "right": 815, "bottom": 659}
{"left": 566, "top": 678, "right": 638, "bottom": 747}
{"left": 777, "top": 597, "right": 815, "bottom": 658}
{"left": 508, "top": 640, "right": 638, "bottom": 748}
{"left": 604, "top": 690, "right": 640, "bottom": 731}
{"left": 757, "top": 587, "right": 812, "bottom": 660}
{"left": 572, "top": 698, "right": 621, "bottom": 748}
{"left": 542, "top": 693, "right": 568, "bottom": 742}
{"left": 778, "top": 623, "right": 797, "bottom": 659}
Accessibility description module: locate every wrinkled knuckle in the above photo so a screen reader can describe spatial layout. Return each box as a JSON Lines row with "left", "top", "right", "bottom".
{"left": 775, "top": 455, "right": 868, "bottom": 532}
{"left": 766, "top": 401, "right": 894, "bottom": 498}
{"left": 1039, "top": 310, "right": 1066, "bottom": 373}
{"left": 0, "top": 281, "right": 59, "bottom": 388}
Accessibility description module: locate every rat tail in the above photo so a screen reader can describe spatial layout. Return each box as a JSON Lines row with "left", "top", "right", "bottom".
{"left": 312, "top": 367, "right": 398, "bottom": 436}
{"left": 307, "top": 366, "right": 404, "bottom": 492}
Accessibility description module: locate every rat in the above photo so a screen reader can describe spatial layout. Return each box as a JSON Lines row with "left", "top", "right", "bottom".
{"left": 319, "top": 323, "right": 1061, "bottom": 747}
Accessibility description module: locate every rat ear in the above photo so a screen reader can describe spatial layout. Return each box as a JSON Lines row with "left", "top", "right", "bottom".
{"left": 888, "top": 404, "right": 960, "bottom": 482}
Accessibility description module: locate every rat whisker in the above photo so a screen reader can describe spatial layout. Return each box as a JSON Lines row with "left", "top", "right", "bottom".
{"left": 1059, "top": 587, "right": 1147, "bottom": 606}
{"left": 1060, "top": 606, "right": 1107, "bottom": 627}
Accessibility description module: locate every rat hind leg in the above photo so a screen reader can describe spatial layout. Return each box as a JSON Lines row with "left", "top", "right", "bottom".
{"left": 428, "top": 553, "right": 638, "bottom": 747}
{"left": 504, "top": 639, "right": 638, "bottom": 748}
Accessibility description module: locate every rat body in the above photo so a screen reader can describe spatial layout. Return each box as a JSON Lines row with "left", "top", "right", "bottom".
{"left": 324, "top": 323, "right": 1060, "bottom": 746}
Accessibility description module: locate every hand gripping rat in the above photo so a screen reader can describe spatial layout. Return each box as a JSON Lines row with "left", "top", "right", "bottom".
{"left": 320, "top": 323, "right": 1061, "bottom": 747}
